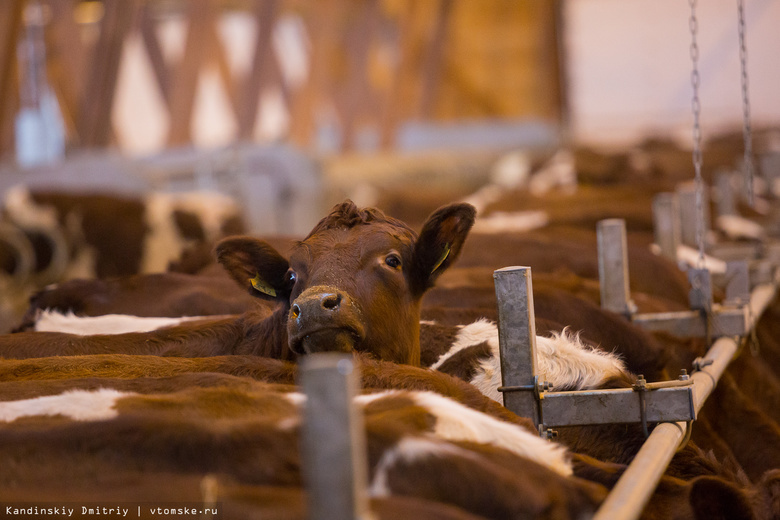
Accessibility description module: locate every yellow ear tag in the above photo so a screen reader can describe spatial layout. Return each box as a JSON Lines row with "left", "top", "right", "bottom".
{"left": 431, "top": 243, "right": 451, "bottom": 274}
{"left": 249, "top": 273, "right": 277, "bottom": 297}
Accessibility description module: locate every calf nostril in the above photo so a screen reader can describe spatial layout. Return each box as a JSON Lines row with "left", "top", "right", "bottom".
{"left": 321, "top": 293, "right": 341, "bottom": 310}
{"left": 291, "top": 303, "right": 301, "bottom": 319}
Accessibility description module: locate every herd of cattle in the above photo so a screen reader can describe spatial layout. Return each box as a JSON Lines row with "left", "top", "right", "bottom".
{"left": 1, "top": 132, "right": 780, "bottom": 519}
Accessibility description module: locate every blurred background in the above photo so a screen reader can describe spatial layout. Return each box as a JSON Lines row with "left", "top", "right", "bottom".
{"left": 1, "top": 0, "right": 779, "bottom": 329}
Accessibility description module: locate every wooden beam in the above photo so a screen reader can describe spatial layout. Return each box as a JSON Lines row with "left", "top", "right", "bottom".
{"left": 46, "top": 0, "right": 86, "bottom": 145}
{"left": 166, "top": 0, "right": 212, "bottom": 146}
{"left": 78, "top": 0, "right": 140, "bottom": 147}
{"left": 204, "top": 10, "right": 240, "bottom": 121}
{"left": 138, "top": 3, "right": 171, "bottom": 106}
{"left": 379, "top": 0, "right": 427, "bottom": 149}
{"left": 416, "top": 0, "right": 452, "bottom": 119}
{"left": 236, "top": 0, "right": 282, "bottom": 139}
{"left": 287, "top": 0, "right": 339, "bottom": 147}
{"left": 0, "top": 0, "right": 24, "bottom": 159}
{"left": 336, "top": 0, "right": 380, "bottom": 150}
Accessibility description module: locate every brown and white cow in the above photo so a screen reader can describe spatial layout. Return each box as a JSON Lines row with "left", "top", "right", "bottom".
{"left": 0, "top": 200, "right": 475, "bottom": 365}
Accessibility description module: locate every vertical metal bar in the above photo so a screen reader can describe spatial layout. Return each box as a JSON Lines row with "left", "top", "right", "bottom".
{"left": 299, "top": 353, "right": 371, "bottom": 520}
{"left": 715, "top": 171, "right": 737, "bottom": 217}
{"left": 687, "top": 268, "right": 713, "bottom": 312}
{"left": 677, "top": 184, "right": 698, "bottom": 248}
{"left": 597, "top": 219, "right": 635, "bottom": 315}
{"left": 494, "top": 266, "right": 539, "bottom": 425}
{"left": 652, "top": 193, "right": 680, "bottom": 261}
{"left": 677, "top": 183, "right": 711, "bottom": 249}
{"left": 724, "top": 261, "right": 750, "bottom": 303}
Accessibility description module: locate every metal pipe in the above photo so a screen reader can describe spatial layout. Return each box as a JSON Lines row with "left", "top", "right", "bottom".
{"left": 593, "top": 282, "right": 776, "bottom": 520}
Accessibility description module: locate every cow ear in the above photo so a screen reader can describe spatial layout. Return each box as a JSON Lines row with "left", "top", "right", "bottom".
{"left": 409, "top": 203, "right": 476, "bottom": 294}
{"left": 688, "top": 476, "right": 754, "bottom": 520}
{"left": 215, "top": 236, "right": 291, "bottom": 301}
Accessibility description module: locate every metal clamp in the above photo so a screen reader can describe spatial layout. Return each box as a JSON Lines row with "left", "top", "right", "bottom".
{"left": 632, "top": 375, "right": 650, "bottom": 438}
{"left": 498, "top": 376, "right": 552, "bottom": 436}
{"left": 692, "top": 357, "right": 714, "bottom": 372}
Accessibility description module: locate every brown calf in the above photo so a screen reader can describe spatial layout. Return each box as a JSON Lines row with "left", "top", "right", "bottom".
{"left": 0, "top": 200, "right": 475, "bottom": 365}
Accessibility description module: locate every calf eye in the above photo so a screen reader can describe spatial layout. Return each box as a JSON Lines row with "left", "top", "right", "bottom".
{"left": 286, "top": 269, "right": 297, "bottom": 285}
{"left": 385, "top": 254, "right": 402, "bottom": 269}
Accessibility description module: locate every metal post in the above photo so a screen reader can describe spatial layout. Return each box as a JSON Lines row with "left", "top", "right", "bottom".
{"left": 677, "top": 183, "right": 710, "bottom": 249}
{"left": 652, "top": 193, "right": 680, "bottom": 261}
{"left": 597, "top": 219, "right": 636, "bottom": 315}
{"left": 724, "top": 261, "right": 750, "bottom": 303}
{"left": 687, "top": 268, "right": 713, "bottom": 312}
{"left": 299, "top": 353, "right": 372, "bottom": 520}
{"left": 593, "top": 282, "right": 776, "bottom": 520}
{"left": 715, "top": 170, "right": 737, "bottom": 217}
{"left": 494, "top": 266, "right": 540, "bottom": 425}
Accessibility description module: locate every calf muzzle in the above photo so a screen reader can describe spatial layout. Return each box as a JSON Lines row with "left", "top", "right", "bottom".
{"left": 287, "top": 285, "right": 364, "bottom": 355}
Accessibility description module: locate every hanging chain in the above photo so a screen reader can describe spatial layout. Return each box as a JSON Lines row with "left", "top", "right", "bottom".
{"left": 689, "top": 0, "right": 705, "bottom": 266}
{"left": 737, "top": 0, "right": 755, "bottom": 206}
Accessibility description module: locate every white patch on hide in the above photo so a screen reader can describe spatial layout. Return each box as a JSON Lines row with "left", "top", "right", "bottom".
{"left": 411, "top": 390, "right": 572, "bottom": 476}
{"left": 141, "top": 192, "right": 187, "bottom": 273}
{"left": 3, "top": 185, "right": 59, "bottom": 230}
{"left": 0, "top": 389, "right": 130, "bottom": 422}
{"left": 530, "top": 149, "right": 577, "bottom": 196}
{"left": 676, "top": 245, "right": 727, "bottom": 274}
{"left": 472, "top": 210, "right": 549, "bottom": 234}
{"left": 715, "top": 214, "right": 765, "bottom": 241}
{"left": 430, "top": 319, "right": 628, "bottom": 402}
{"left": 33, "top": 310, "right": 207, "bottom": 335}
{"left": 369, "top": 437, "right": 476, "bottom": 497}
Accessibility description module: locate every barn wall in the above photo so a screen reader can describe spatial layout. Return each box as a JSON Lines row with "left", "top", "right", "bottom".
{"left": 566, "top": 0, "right": 780, "bottom": 147}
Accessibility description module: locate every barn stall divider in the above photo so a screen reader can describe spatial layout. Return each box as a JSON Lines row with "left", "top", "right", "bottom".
{"left": 295, "top": 182, "right": 779, "bottom": 519}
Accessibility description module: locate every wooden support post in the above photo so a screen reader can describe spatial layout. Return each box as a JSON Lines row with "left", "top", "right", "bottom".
{"left": 78, "top": 0, "right": 139, "bottom": 147}
{"left": 236, "top": 0, "right": 282, "bottom": 139}
{"left": 0, "top": 0, "right": 24, "bottom": 156}
{"left": 493, "top": 266, "right": 540, "bottom": 426}
{"left": 166, "top": 0, "right": 212, "bottom": 147}
{"left": 597, "top": 219, "right": 636, "bottom": 315}
{"left": 299, "top": 353, "right": 371, "bottom": 520}
{"left": 652, "top": 193, "right": 680, "bottom": 261}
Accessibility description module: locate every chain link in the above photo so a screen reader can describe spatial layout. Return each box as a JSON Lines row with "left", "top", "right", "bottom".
{"left": 737, "top": 0, "right": 755, "bottom": 206}
{"left": 689, "top": 0, "right": 705, "bottom": 266}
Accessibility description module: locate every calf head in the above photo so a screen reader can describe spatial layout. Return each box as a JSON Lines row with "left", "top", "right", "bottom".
{"left": 216, "top": 200, "right": 475, "bottom": 365}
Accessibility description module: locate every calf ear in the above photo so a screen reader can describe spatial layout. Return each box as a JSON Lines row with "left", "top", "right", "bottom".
{"left": 215, "top": 236, "right": 291, "bottom": 301}
{"left": 410, "top": 203, "right": 476, "bottom": 294}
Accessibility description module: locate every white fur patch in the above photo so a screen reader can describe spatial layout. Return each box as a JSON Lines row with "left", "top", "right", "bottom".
{"left": 430, "top": 319, "right": 628, "bottom": 402}
{"left": 676, "top": 244, "right": 727, "bottom": 274}
{"left": 369, "top": 437, "right": 479, "bottom": 497}
{"left": 530, "top": 149, "right": 577, "bottom": 196}
{"left": 472, "top": 210, "right": 549, "bottom": 234}
{"left": 33, "top": 310, "right": 208, "bottom": 335}
{"left": 462, "top": 184, "right": 504, "bottom": 215}
{"left": 715, "top": 214, "right": 765, "bottom": 241}
{"left": 0, "top": 389, "right": 130, "bottom": 422}
{"left": 429, "top": 319, "right": 497, "bottom": 371}
{"left": 140, "top": 191, "right": 241, "bottom": 273}
{"left": 411, "top": 390, "right": 572, "bottom": 476}
{"left": 141, "top": 192, "right": 188, "bottom": 273}
{"left": 3, "top": 185, "right": 59, "bottom": 229}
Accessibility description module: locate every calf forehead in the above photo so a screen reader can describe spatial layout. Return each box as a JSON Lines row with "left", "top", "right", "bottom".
{"left": 296, "top": 224, "right": 415, "bottom": 263}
